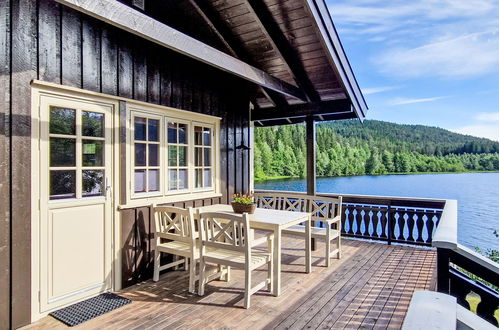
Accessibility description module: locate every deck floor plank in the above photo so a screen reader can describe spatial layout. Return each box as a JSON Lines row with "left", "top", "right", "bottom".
{"left": 24, "top": 237, "right": 435, "bottom": 330}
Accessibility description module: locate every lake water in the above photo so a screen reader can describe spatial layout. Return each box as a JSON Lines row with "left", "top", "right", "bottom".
{"left": 255, "top": 172, "right": 499, "bottom": 252}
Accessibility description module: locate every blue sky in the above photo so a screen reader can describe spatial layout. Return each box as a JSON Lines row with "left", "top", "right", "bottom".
{"left": 328, "top": 0, "right": 499, "bottom": 141}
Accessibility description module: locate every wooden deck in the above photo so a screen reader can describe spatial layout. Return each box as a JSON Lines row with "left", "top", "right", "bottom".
{"left": 26, "top": 237, "right": 436, "bottom": 330}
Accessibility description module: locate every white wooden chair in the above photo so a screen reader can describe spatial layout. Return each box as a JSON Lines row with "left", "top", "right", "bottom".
{"left": 197, "top": 211, "right": 273, "bottom": 309}
{"left": 152, "top": 206, "right": 199, "bottom": 293}
{"left": 282, "top": 196, "right": 342, "bottom": 267}
{"left": 255, "top": 192, "right": 343, "bottom": 267}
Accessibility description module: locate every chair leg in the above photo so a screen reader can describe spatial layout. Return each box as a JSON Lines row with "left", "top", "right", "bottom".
{"left": 225, "top": 266, "right": 231, "bottom": 282}
{"left": 198, "top": 258, "right": 206, "bottom": 296}
{"left": 268, "top": 239, "right": 273, "bottom": 292}
{"left": 244, "top": 267, "right": 251, "bottom": 309}
{"left": 326, "top": 238, "right": 331, "bottom": 267}
{"left": 337, "top": 237, "right": 342, "bottom": 259}
{"left": 185, "top": 257, "right": 189, "bottom": 271}
{"left": 153, "top": 249, "right": 161, "bottom": 282}
{"left": 189, "top": 258, "right": 196, "bottom": 294}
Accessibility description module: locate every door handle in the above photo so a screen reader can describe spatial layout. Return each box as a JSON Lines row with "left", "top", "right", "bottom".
{"left": 105, "top": 177, "right": 112, "bottom": 195}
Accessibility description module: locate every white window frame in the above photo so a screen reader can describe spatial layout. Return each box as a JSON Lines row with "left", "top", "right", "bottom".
{"left": 126, "top": 103, "right": 221, "bottom": 205}
{"left": 192, "top": 122, "right": 215, "bottom": 191}
{"left": 130, "top": 111, "right": 163, "bottom": 198}
{"left": 165, "top": 117, "right": 191, "bottom": 195}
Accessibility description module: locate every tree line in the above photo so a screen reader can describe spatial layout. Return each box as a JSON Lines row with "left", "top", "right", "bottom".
{"left": 254, "top": 120, "right": 499, "bottom": 180}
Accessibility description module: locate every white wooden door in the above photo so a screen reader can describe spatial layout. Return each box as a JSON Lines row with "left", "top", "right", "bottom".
{"left": 38, "top": 95, "right": 114, "bottom": 313}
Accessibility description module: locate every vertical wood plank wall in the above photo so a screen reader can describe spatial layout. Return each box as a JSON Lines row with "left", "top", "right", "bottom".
{"left": 1, "top": 1, "right": 252, "bottom": 328}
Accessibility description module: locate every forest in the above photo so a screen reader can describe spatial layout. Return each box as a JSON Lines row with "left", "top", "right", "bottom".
{"left": 254, "top": 120, "right": 499, "bottom": 180}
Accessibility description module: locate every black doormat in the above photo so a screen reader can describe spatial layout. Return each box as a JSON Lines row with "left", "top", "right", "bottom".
{"left": 49, "top": 292, "right": 131, "bottom": 327}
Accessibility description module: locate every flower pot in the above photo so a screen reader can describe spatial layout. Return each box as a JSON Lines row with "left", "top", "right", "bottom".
{"left": 231, "top": 202, "right": 257, "bottom": 214}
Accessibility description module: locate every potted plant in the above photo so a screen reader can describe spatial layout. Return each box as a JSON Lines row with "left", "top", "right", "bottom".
{"left": 231, "top": 193, "right": 257, "bottom": 214}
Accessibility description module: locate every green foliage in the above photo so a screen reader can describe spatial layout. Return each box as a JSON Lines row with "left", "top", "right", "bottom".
{"left": 232, "top": 193, "right": 254, "bottom": 205}
{"left": 254, "top": 120, "right": 499, "bottom": 180}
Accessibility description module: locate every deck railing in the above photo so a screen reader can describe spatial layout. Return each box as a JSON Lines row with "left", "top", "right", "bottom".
{"left": 254, "top": 190, "right": 445, "bottom": 246}
{"left": 433, "top": 200, "right": 499, "bottom": 326}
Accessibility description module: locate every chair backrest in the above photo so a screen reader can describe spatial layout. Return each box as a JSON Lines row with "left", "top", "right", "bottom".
{"left": 198, "top": 211, "right": 251, "bottom": 254}
{"left": 153, "top": 206, "right": 196, "bottom": 244}
{"left": 308, "top": 196, "right": 343, "bottom": 222}
{"left": 254, "top": 192, "right": 308, "bottom": 212}
{"left": 254, "top": 192, "right": 342, "bottom": 223}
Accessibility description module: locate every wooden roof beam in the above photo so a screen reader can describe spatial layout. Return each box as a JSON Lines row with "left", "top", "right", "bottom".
{"left": 188, "top": 0, "right": 288, "bottom": 108}
{"left": 252, "top": 99, "right": 351, "bottom": 121}
{"left": 54, "top": 0, "right": 307, "bottom": 101}
{"left": 245, "top": 0, "right": 321, "bottom": 102}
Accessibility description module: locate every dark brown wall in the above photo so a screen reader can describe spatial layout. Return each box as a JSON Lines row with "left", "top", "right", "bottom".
{"left": 1, "top": 1, "right": 252, "bottom": 328}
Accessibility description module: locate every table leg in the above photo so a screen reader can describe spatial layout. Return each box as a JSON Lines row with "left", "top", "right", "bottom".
{"left": 305, "top": 218, "right": 311, "bottom": 273}
{"left": 272, "top": 227, "right": 281, "bottom": 296}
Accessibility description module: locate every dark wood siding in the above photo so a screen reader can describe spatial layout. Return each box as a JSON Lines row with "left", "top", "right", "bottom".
{"left": 2, "top": 1, "right": 252, "bottom": 328}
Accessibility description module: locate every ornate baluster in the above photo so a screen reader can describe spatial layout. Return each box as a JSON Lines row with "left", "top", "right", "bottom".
{"left": 406, "top": 209, "right": 415, "bottom": 242}
{"left": 355, "top": 206, "right": 363, "bottom": 236}
{"left": 415, "top": 211, "right": 426, "bottom": 243}
{"left": 380, "top": 208, "right": 388, "bottom": 240}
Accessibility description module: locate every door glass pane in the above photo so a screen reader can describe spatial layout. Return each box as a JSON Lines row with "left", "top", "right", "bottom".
{"left": 50, "top": 138, "right": 76, "bottom": 167}
{"left": 204, "top": 148, "right": 211, "bottom": 166}
{"left": 168, "top": 146, "right": 177, "bottom": 166}
{"left": 203, "top": 128, "right": 211, "bottom": 146}
{"left": 179, "top": 169, "right": 187, "bottom": 189}
{"left": 82, "top": 111, "right": 104, "bottom": 137}
{"left": 135, "top": 143, "right": 146, "bottom": 166}
{"left": 169, "top": 170, "right": 177, "bottom": 190}
{"left": 50, "top": 170, "right": 76, "bottom": 200}
{"left": 134, "top": 170, "right": 146, "bottom": 193}
{"left": 82, "top": 170, "right": 104, "bottom": 197}
{"left": 148, "top": 119, "right": 159, "bottom": 142}
{"left": 194, "top": 126, "right": 203, "bottom": 145}
{"left": 134, "top": 117, "right": 147, "bottom": 141}
{"left": 50, "top": 107, "right": 75, "bottom": 135}
{"left": 178, "top": 124, "right": 187, "bottom": 144}
{"left": 149, "top": 144, "right": 159, "bottom": 166}
{"left": 179, "top": 146, "right": 187, "bottom": 166}
{"left": 82, "top": 140, "right": 103, "bottom": 167}
{"left": 195, "top": 147, "right": 202, "bottom": 166}
{"left": 204, "top": 169, "right": 212, "bottom": 187}
{"left": 168, "top": 122, "right": 177, "bottom": 143}
{"left": 148, "top": 169, "right": 159, "bottom": 191}
{"left": 195, "top": 169, "right": 202, "bottom": 188}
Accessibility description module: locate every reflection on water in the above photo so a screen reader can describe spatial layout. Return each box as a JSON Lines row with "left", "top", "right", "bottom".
{"left": 255, "top": 172, "right": 499, "bottom": 251}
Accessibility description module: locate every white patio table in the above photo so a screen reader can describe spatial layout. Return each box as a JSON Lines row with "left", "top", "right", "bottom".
{"left": 195, "top": 204, "right": 312, "bottom": 296}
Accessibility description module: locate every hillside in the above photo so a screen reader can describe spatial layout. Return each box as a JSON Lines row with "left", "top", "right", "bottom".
{"left": 254, "top": 120, "right": 499, "bottom": 180}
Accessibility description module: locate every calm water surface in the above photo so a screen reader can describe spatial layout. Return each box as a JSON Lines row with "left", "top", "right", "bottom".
{"left": 255, "top": 173, "right": 499, "bottom": 251}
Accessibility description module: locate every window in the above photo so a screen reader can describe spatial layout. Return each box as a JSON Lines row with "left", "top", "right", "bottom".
{"left": 133, "top": 115, "right": 161, "bottom": 194}
{"left": 49, "top": 107, "right": 106, "bottom": 200}
{"left": 167, "top": 121, "right": 189, "bottom": 191}
{"left": 128, "top": 107, "right": 219, "bottom": 201}
{"left": 194, "top": 125, "right": 213, "bottom": 189}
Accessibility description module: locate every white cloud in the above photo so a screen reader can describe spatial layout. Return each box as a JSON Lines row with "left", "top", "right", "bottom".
{"left": 452, "top": 124, "right": 499, "bottom": 141}
{"left": 362, "top": 86, "right": 399, "bottom": 95}
{"left": 388, "top": 96, "right": 448, "bottom": 106}
{"left": 376, "top": 31, "right": 499, "bottom": 78}
{"left": 475, "top": 112, "right": 499, "bottom": 121}
{"left": 329, "top": 0, "right": 499, "bottom": 78}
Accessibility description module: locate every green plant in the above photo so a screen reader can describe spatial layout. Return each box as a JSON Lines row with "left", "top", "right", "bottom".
{"left": 232, "top": 193, "right": 254, "bottom": 205}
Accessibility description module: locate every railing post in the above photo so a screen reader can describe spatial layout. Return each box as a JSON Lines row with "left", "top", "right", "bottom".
{"left": 436, "top": 248, "right": 451, "bottom": 293}
{"left": 387, "top": 206, "right": 392, "bottom": 245}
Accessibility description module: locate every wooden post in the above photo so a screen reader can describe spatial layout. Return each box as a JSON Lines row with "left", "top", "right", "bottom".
{"left": 306, "top": 116, "right": 316, "bottom": 250}
{"left": 436, "top": 248, "right": 451, "bottom": 293}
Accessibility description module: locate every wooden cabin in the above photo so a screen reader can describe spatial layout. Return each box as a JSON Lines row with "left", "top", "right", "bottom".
{"left": 1, "top": 1, "right": 497, "bottom": 329}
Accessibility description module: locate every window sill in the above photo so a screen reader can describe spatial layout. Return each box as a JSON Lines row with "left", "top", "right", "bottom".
{"left": 118, "top": 192, "right": 223, "bottom": 210}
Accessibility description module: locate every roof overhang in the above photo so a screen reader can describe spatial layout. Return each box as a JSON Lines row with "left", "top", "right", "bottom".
{"left": 54, "top": 0, "right": 368, "bottom": 126}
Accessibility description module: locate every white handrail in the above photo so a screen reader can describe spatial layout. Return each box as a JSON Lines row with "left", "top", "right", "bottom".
{"left": 432, "top": 199, "right": 458, "bottom": 250}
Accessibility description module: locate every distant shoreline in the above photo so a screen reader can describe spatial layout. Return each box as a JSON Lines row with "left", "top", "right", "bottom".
{"left": 254, "top": 170, "right": 499, "bottom": 182}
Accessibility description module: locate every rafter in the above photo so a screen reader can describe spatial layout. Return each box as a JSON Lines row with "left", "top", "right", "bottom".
{"left": 251, "top": 99, "right": 351, "bottom": 121}
{"left": 245, "top": 0, "right": 321, "bottom": 102}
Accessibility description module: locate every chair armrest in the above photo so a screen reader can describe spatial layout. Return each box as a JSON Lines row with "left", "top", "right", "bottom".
{"left": 251, "top": 232, "right": 274, "bottom": 247}
{"left": 326, "top": 215, "right": 341, "bottom": 224}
